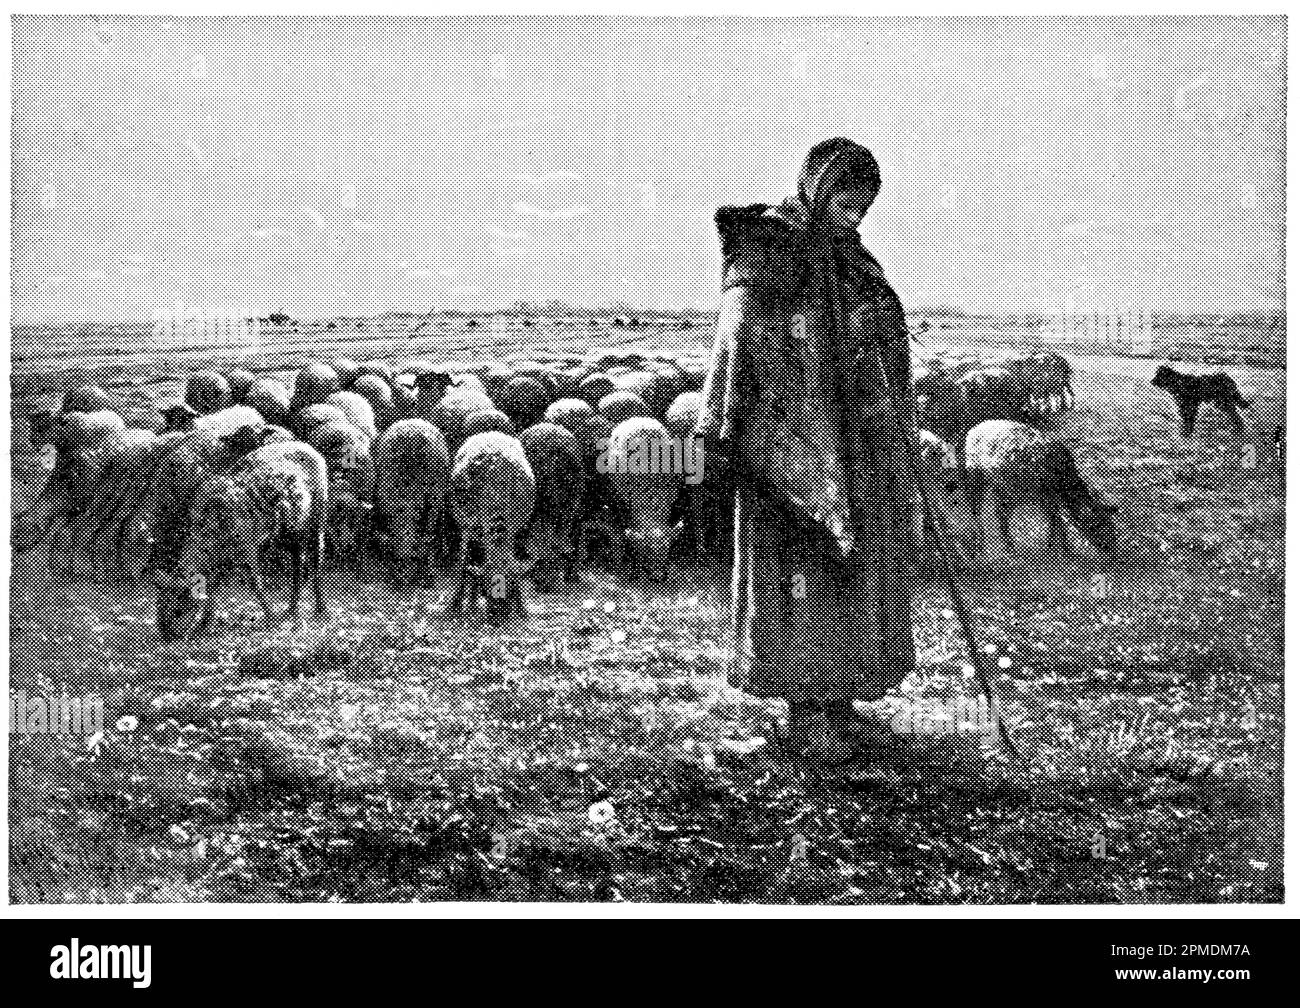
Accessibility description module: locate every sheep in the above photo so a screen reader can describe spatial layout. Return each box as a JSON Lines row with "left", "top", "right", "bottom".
{"left": 417, "top": 373, "right": 495, "bottom": 446}
{"left": 963, "top": 420, "right": 1116, "bottom": 565}
{"left": 1005, "top": 351, "right": 1074, "bottom": 415}
{"left": 544, "top": 397, "right": 596, "bottom": 432}
{"left": 519, "top": 422, "right": 586, "bottom": 587}
{"left": 577, "top": 373, "right": 617, "bottom": 406}
{"left": 351, "top": 375, "right": 396, "bottom": 428}
{"left": 463, "top": 408, "right": 516, "bottom": 438}
{"left": 390, "top": 379, "right": 419, "bottom": 422}
{"left": 325, "top": 390, "right": 378, "bottom": 439}
{"left": 242, "top": 378, "right": 293, "bottom": 426}
{"left": 356, "top": 360, "right": 396, "bottom": 384}
{"left": 448, "top": 432, "right": 537, "bottom": 612}
{"left": 114, "top": 425, "right": 245, "bottom": 580}
{"left": 330, "top": 358, "right": 362, "bottom": 387}
{"left": 184, "top": 371, "right": 234, "bottom": 414}
{"left": 60, "top": 384, "right": 116, "bottom": 414}
{"left": 155, "top": 441, "right": 328, "bottom": 640}
{"left": 663, "top": 392, "right": 704, "bottom": 439}
{"left": 291, "top": 363, "right": 342, "bottom": 409}
{"left": 955, "top": 367, "right": 1032, "bottom": 427}
{"left": 38, "top": 424, "right": 158, "bottom": 576}
{"left": 598, "top": 391, "right": 653, "bottom": 425}
{"left": 601, "top": 417, "right": 684, "bottom": 579}
{"left": 48, "top": 409, "right": 127, "bottom": 450}
{"left": 372, "top": 419, "right": 453, "bottom": 580}
{"left": 306, "top": 421, "right": 373, "bottom": 489}
{"left": 65, "top": 428, "right": 160, "bottom": 517}
{"left": 290, "top": 403, "right": 349, "bottom": 440}
{"left": 613, "top": 371, "right": 672, "bottom": 416}
{"left": 161, "top": 403, "right": 268, "bottom": 438}
{"left": 21, "top": 409, "right": 129, "bottom": 549}
{"left": 496, "top": 375, "right": 552, "bottom": 431}
{"left": 223, "top": 368, "right": 258, "bottom": 403}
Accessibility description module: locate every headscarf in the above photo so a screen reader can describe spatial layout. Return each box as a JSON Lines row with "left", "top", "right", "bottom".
{"left": 795, "top": 137, "right": 881, "bottom": 225}
{"left": 769, "top": 138, "right": 892, "bottom": 291}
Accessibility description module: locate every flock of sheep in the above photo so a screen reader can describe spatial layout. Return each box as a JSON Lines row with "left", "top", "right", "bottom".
{"left": 17, "top": 340, "right": 1115, "bottom": 639}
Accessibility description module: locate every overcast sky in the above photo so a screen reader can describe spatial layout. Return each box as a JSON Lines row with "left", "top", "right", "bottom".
{"left": 11, "top": 15, "right": 1285, "bottom": 323}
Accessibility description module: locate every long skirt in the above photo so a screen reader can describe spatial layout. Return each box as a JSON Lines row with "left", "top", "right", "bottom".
{"left": 729, "top": 487, "right": 916, "bottom": 705}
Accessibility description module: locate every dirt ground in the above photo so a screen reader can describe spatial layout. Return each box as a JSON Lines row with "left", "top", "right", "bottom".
{"left": 8, "top": 323, "right": 1285, "bottom": 904}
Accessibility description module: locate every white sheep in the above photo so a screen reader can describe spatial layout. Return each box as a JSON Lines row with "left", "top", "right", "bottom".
{"left": 964, "top": 420, "right": 1116, "bottom": 565}
{"left": 448, "top": 432, "right": 537, "bottom": 612}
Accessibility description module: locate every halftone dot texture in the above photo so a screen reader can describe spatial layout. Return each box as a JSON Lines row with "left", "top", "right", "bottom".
{"left": 10, "top": 15, "right": 1283, "bottom": 905}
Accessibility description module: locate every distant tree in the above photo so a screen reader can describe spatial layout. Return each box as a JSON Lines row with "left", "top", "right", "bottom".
{"left": 267, "top": 311, "right": 292, "bottom": 328}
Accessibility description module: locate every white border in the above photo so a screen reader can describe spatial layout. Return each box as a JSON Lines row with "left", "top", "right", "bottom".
{"left": 1, "top": 4, "right": 1292, "bottom": 920}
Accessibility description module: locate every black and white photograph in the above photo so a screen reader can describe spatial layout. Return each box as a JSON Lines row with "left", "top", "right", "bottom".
{"left": 4, "top": 9, "right": 1289, "bottom": 925}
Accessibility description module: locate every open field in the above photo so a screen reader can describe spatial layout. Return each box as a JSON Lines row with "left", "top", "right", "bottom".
{"left": 8, "top": 319, "right": 1285, "bottom": 904}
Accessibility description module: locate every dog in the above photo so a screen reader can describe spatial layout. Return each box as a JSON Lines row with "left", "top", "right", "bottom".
{"left": 1152, "top": 365, "right": 1250, "bottom": 436}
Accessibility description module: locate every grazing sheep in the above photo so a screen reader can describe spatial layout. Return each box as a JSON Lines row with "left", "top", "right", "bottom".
{"left": 372, "top": 420, "right": 453, "bottom": 579}
{"left": 163, "top": 403, "right": 268, "bottom": 439}
{"left": 602, "top": 417, "right": 683, "bottom": 579}
{"left": 156, "top": 441, "right": 329, "bottom": 639}
{"left": 1152, "top": 364, "right": 1250, "bottom": 436}
{"left": 261, "top": 424, "right": 295, "bottom": 444}
{"left": 27, "top": 408, "right": 132, "bottom": 549}
{"left": 184, "top": 371, "right": 234, "bottom": 414}
{"left": 306, "top": 421, "right": 373, "bottom": 480}
{"left": 390, "top": 379, "right": 419, "bottom": 422}
{"left": 242, "top": 378, "right": 292, "bottom": 426}
{"left": 964, "top": 420, "right": 1116, "bottom": 564}
{"left": 598, "top": 390, "right": 652, "bottom": 425}
{"left": 677, "top": 358, "right": 708, "bottom": 392}
{"left": 448, "top": 432, "right": 536, "bottom": 612}
{"left": 65, "top": 428, "right": 160, "bottom": 516}
{"left": 418, "top": 374, "right": 495, "bottom": 446}
{"left": 1006, "top": 351, "right": 1075, "bottom": 416}
{"left": 462, "top": 408, "right": 516, "bottom": 438}
{"left": 60, "top": 385, "right": 116, "bottom": 414}
{"left": 41, "top": 427, "right": 160, "bottom": 577}
{"left": 613, "top": 371, "right": 672, "bottom": 416}
{"left": 955, "top": 367, "right": 1032, "bottom": 426}
{"left": 544, "top": 397, "right": 596, "bottom": 432}
{"left": 53, "top": 409, "right": 128, "bottom": 450}
{"left": 663, "top": 392, "right": 704, "bottom": 439}
{"left": 665, "top": 392, "right": 728, "bottom": 553}
{"left": 577, "top": 373, "right": 617, "bottom": 406}
{"left": 331, "top": 359, "right": 362, "bottom": 387}
{"left": 508, "top": 363, "right": 559, "bottom": 396}
{"left": 519, "top": 422, "right": 586, "bottom": 587}
{"left": 290, "top": 403, "right": 349, "bottom": 439}
{"left": 324, "top": 390, "right": 378, "bottom": 438}
{"left": 224, "top": 368, "right": 258, "bottom": 403}
{"left": 496, "top": 375, "right": 552, "bottom": 430}
{"left": 351, "top": 375, "right": 396, "bottom": 427}
{"left": 356, "top": 360, "right": 396, "bottom": 384}
{"left": 292, "top": 363, "right": 342, "bottom": 409}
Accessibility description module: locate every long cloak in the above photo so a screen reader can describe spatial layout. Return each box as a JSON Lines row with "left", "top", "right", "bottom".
{"left": 696, "top": 139, "right": 921, "bottom": 703}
